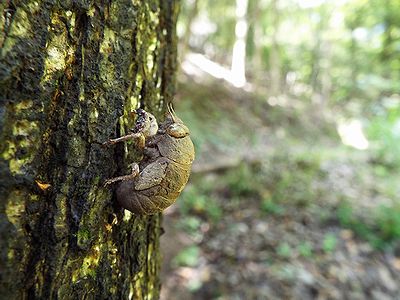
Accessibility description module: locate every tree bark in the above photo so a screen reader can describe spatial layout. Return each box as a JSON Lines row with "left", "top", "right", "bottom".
{"left": 0, "top": 0, "right": 179, "bottom": 299}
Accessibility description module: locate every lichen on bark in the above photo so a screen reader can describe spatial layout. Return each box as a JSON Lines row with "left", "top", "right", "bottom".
{"left": 0, "top": 0, "right": 179, "bottom": 299}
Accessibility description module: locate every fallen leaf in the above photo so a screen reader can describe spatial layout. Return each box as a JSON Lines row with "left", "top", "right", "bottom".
{"left": 35, "top": 180, "right": 51, "bottom": 191}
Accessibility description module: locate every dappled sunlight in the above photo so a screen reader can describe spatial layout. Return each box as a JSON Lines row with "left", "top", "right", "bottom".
{"left": 337, "top": 119, "right": 369, "bottom": 150}
{"left": 182, "top": 53, "right": 253, "bottom": 89}
{"left": 182, "top": 53, "right": 231, "bottom": 80}
{"left": 231, "top": 0, "right": 249, "bottom": 88}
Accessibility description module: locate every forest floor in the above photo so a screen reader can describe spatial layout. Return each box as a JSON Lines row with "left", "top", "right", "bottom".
{"left": 159, "top": 66, "right": 400, "bottom": 299}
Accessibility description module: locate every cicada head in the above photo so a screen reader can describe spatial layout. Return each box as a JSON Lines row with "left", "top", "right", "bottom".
{"left": 165, "top": 103, "right": 189, "bottom": 138}
{"left": 130, "top": 108, "right": 158, "bottom": 138}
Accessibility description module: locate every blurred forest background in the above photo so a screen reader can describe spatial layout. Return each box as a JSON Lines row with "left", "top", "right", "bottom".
{"left": 161, "top": 0, "right": 400, "bottom": 299}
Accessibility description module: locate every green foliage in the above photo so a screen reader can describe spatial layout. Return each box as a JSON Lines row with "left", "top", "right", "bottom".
{"left": 225, "top": 163, "right": 261, "bottom": 197}
{"left": 297, "top": 242, "right": 313, "bottom": 258}
{"left": 276, "top": 242, "right": 292, "bottom": 259}
{"left": 367, "top": 99, "right": 400, "bottom": 168}
{"left": 263, "top": 153, "right": 322, "bottom": 208}
{"left": 337, "top": 201, "right": 400, "bottom": 249}
{"left": 336, "top": 201, "right": 353, "bottom": 226}
{"left": 376, "top": 205, "right": 400, "bottom": 244}
{"left": 173, "top": 246, "right": 201, "bottom": 267}
{"left": 179, "top": 183, "right": 222, "bottom": 223}
{"left": 177, "top": 216, "right": 202, "bottom": 234}
{"left": 261, "top": 197, "right": 285, "bottom": 215}
{"left": 322, "top": 233, "right": 337, "bottom": 253}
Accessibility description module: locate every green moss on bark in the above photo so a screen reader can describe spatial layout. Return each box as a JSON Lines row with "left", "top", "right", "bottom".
{"left": 0, "top": 0, "right": 179, "bottom": 298}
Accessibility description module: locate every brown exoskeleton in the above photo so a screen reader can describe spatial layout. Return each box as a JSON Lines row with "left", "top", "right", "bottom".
{"left": 103, "top": 104, "right": 195, "bottom": 215}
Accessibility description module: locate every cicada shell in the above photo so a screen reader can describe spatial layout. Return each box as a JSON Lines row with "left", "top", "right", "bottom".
{"left": 116, "top": 106, "right": 195, "bottom": 214}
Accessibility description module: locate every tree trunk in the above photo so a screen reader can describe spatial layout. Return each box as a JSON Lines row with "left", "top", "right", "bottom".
{"left": 268, "top": 0, "right": 281, "bottom": 96}
{"left": 179, "top": 0, "right": 199, "bottom": 62}
{"left": 0, "top": 0, "right": 179, "bottom": 299}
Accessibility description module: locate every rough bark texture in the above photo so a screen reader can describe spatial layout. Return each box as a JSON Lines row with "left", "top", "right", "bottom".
{"left": 0, "top": 0, "right": 179, "bottom": 299}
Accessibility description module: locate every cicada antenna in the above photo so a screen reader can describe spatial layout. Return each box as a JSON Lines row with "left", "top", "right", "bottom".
{"left": 167, "top": 102, "right": 178, "bottom": 123}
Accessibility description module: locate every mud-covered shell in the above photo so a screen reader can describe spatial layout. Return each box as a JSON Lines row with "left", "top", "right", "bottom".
{"left": 116, "top": 132, "right": 195, "bottom": 215}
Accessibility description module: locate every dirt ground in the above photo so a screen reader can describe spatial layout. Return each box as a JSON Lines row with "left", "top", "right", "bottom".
{"left": 160, "top": 194, "right": 400, "bottom": 300}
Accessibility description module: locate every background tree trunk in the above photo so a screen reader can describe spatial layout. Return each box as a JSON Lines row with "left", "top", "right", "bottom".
{"left": 0, "top": 0, "right": 179, "bottom": 299}
{"left": 268, "top": 0, "right": 281, "bottom": 96}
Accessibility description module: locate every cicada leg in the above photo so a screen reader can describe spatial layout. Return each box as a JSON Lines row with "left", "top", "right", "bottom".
{"left": 102, "top": 132, "right": 145, "bottom": 151}
{"left": 104, "top": 163, "right": 140, "bottom": 186}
